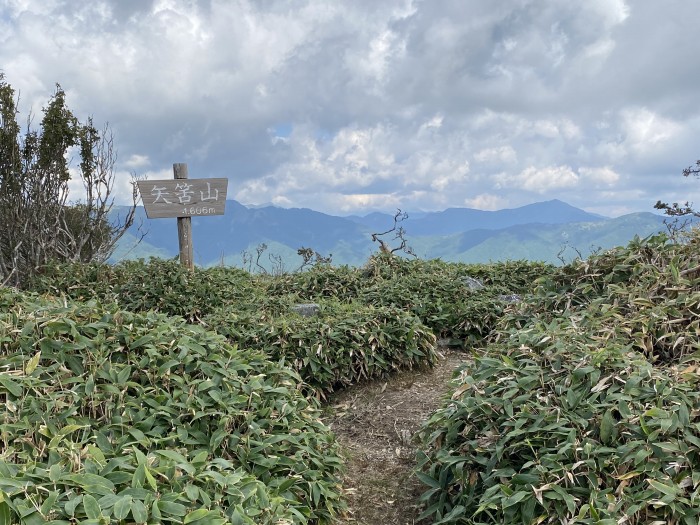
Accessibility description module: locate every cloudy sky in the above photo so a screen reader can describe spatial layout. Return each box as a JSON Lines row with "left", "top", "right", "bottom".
{"left": 2, "top": 0, "right": 699, "bottom": 217}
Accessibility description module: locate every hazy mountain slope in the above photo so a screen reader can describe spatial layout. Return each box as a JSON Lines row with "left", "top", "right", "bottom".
{"left": 113, "top": 202, "right": 370, "bottom": 265}
{"left": 438, "top": 213, "right": 667, "bottom": 264}
{"left": 112, "top": 201, "right": 668, "bottom": 266}
{"left": 347, "top": 199, "right": 606, "bottom": 236}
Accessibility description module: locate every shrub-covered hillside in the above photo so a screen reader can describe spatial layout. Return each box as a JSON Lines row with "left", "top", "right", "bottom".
{"left": 417, "top": 230, "right": 700, "bottom": 524}
{"left": 0, "top": 290, "right": 345, "bottom": 524}
{"left": 1, "top": 253, "right": 547, "bottom": 524}
{"left": 7, "top": 231, "right": 700, "bottom": 525}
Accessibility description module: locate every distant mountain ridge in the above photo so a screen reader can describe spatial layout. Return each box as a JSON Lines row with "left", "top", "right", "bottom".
{"left": 346, "top": 199, "right": 606, "bottom": 236}
{"left": 112, "top": 200, "right": 668, "bottom": 267}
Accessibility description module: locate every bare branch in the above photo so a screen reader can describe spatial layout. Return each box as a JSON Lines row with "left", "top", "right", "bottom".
{"left": 296, "top": 246, "right": 332, "bottom": 272}
{"left": 370, "top": 209, "right": 416, "bottom": 258}
{"left": 682, "top": 160, "right": 700, "bottom": 178}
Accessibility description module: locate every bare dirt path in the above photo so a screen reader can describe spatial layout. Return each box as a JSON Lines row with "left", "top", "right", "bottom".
{"left": 324, "top": 348, "right": 468, "bottom": 525}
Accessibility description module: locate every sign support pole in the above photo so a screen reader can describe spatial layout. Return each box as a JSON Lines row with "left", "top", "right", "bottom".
{"left": 174, "top": 163, "right": 194, "bottom": 270}
{"left": 135, "top": 166, "right": 227, "bottom": 270}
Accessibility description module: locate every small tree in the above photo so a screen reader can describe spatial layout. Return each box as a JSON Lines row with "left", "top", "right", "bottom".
{"left": 370, "top": 209, "right": 417, "bottom": 257}
{"left": 0, "top": 74, "right": 138, "bottom": 287}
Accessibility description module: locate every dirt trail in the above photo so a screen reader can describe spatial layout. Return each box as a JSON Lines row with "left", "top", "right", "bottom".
{"left": 324, "top": 348, "right": 468, "bottom": 525}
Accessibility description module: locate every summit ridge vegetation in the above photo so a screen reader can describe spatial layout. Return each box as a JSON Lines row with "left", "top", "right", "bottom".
{"left": 3, "top": 226, "right": 700, "bottom": 523}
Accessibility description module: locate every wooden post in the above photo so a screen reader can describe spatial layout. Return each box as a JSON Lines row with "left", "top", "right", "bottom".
{"left": 174, "top": 163, "right": 194, "bottom": 270}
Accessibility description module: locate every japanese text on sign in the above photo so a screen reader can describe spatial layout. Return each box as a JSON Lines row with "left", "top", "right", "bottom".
{"left": 136, "top": 178, "right": 228, "bottom": 219}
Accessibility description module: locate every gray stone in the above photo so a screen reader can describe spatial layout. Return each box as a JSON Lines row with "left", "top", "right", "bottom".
{"left": 461, "top": 276, "right": 485, "bottom": 290}
{"left": 498, "top": 294, "right": 522, "bottom": 303}
{"left": 292, "top": 303, "right": 321, "bottom": 317}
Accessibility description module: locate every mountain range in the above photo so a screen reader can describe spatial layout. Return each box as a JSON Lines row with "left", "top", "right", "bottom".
{"left": 111, "top": 199, "right": 670, "bottom": 268}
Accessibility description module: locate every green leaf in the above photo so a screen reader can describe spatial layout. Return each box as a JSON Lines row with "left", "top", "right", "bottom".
{"left": 40, "top": 492, "right": 59, "bottom": 518}
{"left": 0, "top": 374, "right": 22, "bottom": 397}
{"left": 551, "top": 484, "right": 576, "bottom": 515}
{"left": 155, "top": 449, "right": 188, "bottom": 464}
{"left": 82, "top": 494, "right": 101, "bottom": 520}
{"left": 512, "top": 473, "right": 539, "bottom": 485}
{"left": 600, "top": 409, "right": 616, "bottom": 445}
{"left": 65, "top": 473, "right": 115, "bottom": 496}
{"left": 15, "top": 511, "right": 43, "bottom": 525}
{"left": 151, "top": 500, "right": 162, "bottom": 521}
{"left": 143, "top": 466, "right": 158, "bottom": 491}
{"left": 64, "top": 495, "right": 82, "bottom": 517}
{"left": 191, "top": 450, "right": 208, "bottom": 466}
{"left": 184, "top": 508, "right": 211, "bottom": 523}
{"left": 113, "top": 496, "right": 132, "bottom": 520}
{"left": 117, "top": 365, "right": 131, "bottom": 385}
{"left": 94, "top": 432, "right": 112, "bottom": 454}
{"left": 158, "top": 500, "right": 188, "bottom": 517}
{"left": 49, "top": 464, "right": 62, "bottom": 482}
{"left": 644, "top": 407, "right": 670, "bottom": 419}
{"left": 85, "top": 374, "right": 95, "bottom": 394}
{"left": 185, "top": 484, "right": 199, "bottom": 501}
{"left": 0, "top": 501, "right": 12, "bottom": 525}
{"left": 647, "top": 478, "right": 679, "bottom": 497}
{"left": 132, "top": 464, "right": 146, "bottom": 488}
{"left": 503, "top": 490, "right": 529, "bottom": 508}
{"left": 25, "top": 351, "right": 41, "bottom": 375}
{"left": 131, "top": 500, "right": 148, "bottom": 524}
{"left": 415, "top": 471, "right": 441, "bottom": 489}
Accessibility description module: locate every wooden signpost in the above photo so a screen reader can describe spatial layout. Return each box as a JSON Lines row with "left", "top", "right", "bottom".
{"left": 136, "top": 163, "right": 228, "bottom": 270}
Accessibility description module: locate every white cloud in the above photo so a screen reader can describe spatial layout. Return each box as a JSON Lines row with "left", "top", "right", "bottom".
{"left": 498, "top": 166, "right": 579, "bottom": 193}
{"left": 124, "top": 154, "right": 151, "bottom": 169}
{"left": 591, "top": 0, "right": 630, "bottom": 27}
{"left": 582, "top": 38, "right": 616, "bottom": 61}
{"left": 464, "top": 193, "right": 507, "bottom": 211}
{"left": 578, "top": 166, "right": 620, "bottom": 186}
{"left": 471, "top": 111, "right": 581, "bottom": 142}
{"left": 237, "top": 118, "right": 474, "bottom": 210}
{"left": 2, "top": 0, "right": 700, "bottom": 217}
{"left": 331, "top": 193, "right": 404, "bottom": 214}
{"left": 620, "top": 107, "right": 681, "bottom": 151}
{"left": 271, "top": 195, "right": 293, "bottom": 208}
{"left": 474, "top": 146, "right": 517, "bottom": 165}
{"left": 418, "top": 114, "right": 444, "bottom": 134}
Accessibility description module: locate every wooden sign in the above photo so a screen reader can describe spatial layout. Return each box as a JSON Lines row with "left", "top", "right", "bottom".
{"left": 136, "top": 178, "right": 228, "bottom": 219}
{"left": 135, "top": 164, "right": 229, "bottom": 270}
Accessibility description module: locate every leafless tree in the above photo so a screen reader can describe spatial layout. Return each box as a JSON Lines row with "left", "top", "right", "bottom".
{"left": 370, "top": 209, "right": 417, "bottom": 257}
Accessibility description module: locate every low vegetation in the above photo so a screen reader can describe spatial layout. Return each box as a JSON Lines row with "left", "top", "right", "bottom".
{"left": 205, "top": 301, "right": 438, "bottom": 397}
{"left": 416, "top": 230, "right": 700, "bottom": 524}
{"left": 0, "top": 290, "right": 344, "bottom": 524}
{"left": 4, "top": 228, "right": 700, "bottom": 524}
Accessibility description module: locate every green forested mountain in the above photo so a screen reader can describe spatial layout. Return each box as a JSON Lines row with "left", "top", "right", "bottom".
{"left": 113, "top": 200, "right": 669, "bottom": 267}
{"left": 409, "top": 212, "right": 669, "bottom": 264}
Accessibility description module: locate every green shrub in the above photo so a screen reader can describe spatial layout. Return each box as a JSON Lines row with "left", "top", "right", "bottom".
{"left": 355, "top": 256, "right": 551, "bottom": 342}
{"left": 416, "top": 230, "right": 700, "bottom": 524}
{"left": 530, "top": 230, "right": 700, "bottom": 364}
{"left": 462, "top": 260, "right": 555, "bottom": 294}
{"left": 0, "top": 289, "right": 344, "bottom": 524}
{"left": 417, "top": 318, "right": 700, "bottom": 524}
{"left": 262, "top": 265, "right": 364, "bottom": 301}
{"left": 29, "top": 256, "right": 551, "bottom": 349}
{"left": 29, "top": 259, "right": 256, "bottom": 321}
{"left": 360, "top": 275, "right": 504, "bottom": 343}
{"left": 205, "top": 300, "right": 438, "bottom": 396}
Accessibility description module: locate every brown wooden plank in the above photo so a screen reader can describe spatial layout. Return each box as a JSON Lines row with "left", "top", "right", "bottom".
{"left": 174, "top": 163, "right": 194, "bottom": 271}
{"left": 136, "top": 178, "right": 229, "bottom": 219}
